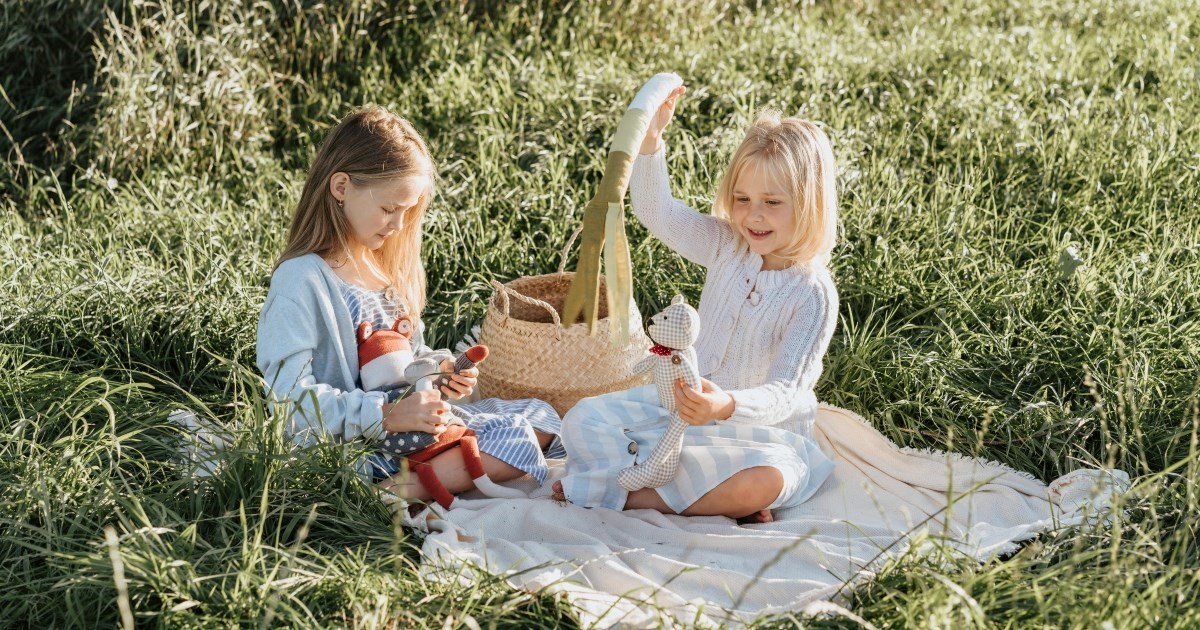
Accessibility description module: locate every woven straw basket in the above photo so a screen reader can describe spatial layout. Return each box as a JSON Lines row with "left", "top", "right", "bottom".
{"left": 476, "top": 272, "right": 652, "bottom": 417}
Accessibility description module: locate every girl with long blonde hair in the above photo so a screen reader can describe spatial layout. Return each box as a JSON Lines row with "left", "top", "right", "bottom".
{"left": 258, "top": 106, "right": 562, "bottom": 506}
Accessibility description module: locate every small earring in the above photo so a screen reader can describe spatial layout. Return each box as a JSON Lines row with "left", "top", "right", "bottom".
{"left": 336, "top": 199, "right": 344, "bottom": 210}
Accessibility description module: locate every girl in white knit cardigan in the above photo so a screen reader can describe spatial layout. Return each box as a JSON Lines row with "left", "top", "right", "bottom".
{"left": 554, "top": 87, "right": 840, "bottom": 523}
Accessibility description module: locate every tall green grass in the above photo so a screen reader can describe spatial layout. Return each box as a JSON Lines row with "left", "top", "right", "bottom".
{"left": 2, "top": 0, "right": 1198, "bottom": 626}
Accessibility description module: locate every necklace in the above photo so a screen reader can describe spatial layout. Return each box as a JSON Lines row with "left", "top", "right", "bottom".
{"left": 327, "top": 251, "right": 350, "bottom": 269}
{"left": 327, "top": 249, "right": 391, "bottom": 292}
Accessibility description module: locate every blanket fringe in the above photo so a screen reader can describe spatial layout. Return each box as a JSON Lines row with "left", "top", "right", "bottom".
{"left": 822, "top": 405, "right": 1045, "bottom": 485}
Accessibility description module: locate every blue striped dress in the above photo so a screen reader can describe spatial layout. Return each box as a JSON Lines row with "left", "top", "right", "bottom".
{"left": 339, "top": 280, "right": 564, "bottom": 485}
{"left": 558, "top": 384, "right": 832, "bottom": 513}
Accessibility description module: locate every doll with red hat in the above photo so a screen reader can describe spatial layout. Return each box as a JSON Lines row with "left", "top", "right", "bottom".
{"left": 356, "top": 316, "right": 524, "bottom": 507}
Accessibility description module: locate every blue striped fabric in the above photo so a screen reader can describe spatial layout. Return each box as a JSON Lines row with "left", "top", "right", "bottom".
{"left": 339, "top": 281, "right": 564, "bottom": 486}
{"left": 342, "top": 282, "right": 401, "bottom": 331}
{"left": 456, "top": 397, "right": 564, "bottom": 482}
{"left": 367, "top": 397, "right": 562, "bottom": 484}
{"left": 558, "top": 385, "right": 833, "bottom": 512}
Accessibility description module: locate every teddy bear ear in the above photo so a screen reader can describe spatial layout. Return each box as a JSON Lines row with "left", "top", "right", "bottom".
{"left": 671, "top": 294, "right": 685, "bottom": 305}
{"left": 356, "top": 321, "right": 372, "bottom": 344}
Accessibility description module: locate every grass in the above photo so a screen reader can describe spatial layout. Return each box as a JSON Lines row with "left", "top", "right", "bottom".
{"left": 2, "top": 0, "right": 1198, "bottom": 626}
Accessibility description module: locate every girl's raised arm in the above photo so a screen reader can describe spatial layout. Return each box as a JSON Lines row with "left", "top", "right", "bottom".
{"left": 629, "top": 144, "right": 734, "bottom": 267}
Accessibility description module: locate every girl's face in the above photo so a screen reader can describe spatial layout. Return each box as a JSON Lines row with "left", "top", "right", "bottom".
{"left": 728, "top": 160, "right": 796, "bottom": 270}
{"left": 335, "top": 175, "right": 429, "bottom": 251}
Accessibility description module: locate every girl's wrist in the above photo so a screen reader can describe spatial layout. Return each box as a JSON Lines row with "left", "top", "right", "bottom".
{"left": 640, "top": 134, "right": 663, "bottom": 155}
{"left": 382, "top": 398, "right": 420, "bottom": 433}
{"left": 716, "top": 394, "right": 735, "bottom": 421}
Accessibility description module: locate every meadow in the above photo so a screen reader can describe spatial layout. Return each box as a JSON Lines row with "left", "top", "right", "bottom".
{"left": 2, "top": 0, "right": 1198, "bottom": 626}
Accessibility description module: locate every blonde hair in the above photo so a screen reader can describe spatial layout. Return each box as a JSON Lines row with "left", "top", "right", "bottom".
{"left": 276, "top": 106, "right": 435, "bottom": 313}
{"left": 713, "top": 112, "right": 838, "bottom": 266}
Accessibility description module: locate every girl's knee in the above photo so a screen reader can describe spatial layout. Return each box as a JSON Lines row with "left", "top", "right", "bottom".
{"left": 735, "top": 467, "right": 784, "bottom": 508}
{"left": 560, "top": 399, "right": 608, "bottom": 446}
{"left": 533, "top": 429, "right": 554, "bottom": 449}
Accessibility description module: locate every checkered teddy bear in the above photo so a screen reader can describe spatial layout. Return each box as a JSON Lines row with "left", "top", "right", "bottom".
{"left": 618, "top": 295, "right": 701, "bottom": 491}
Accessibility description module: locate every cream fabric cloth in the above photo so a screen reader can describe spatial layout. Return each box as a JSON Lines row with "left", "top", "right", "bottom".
{"left": 403, "top": 405, "right": 1128, "bottom": 628}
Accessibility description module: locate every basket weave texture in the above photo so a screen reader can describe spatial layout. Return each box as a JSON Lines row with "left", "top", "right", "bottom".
{"left": 477, "top": 273, "right": 652, "bottom": 417}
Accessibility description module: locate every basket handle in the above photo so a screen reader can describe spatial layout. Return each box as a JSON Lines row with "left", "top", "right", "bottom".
{"left": 557, "top": 223, "right": 585, "bottom": 275}
{"left": 490, "top": 279, "right": 563, "bottom": 338}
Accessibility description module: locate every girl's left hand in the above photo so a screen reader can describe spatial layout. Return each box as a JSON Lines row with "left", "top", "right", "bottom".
{"left": 640, "top": 85, "right": 687, "bottom": 155}
{"left": 439, "top": 358, "right": 478, "bottom": 400}
{"left": 675, "top": 377, "right": 735, "bottom": 425}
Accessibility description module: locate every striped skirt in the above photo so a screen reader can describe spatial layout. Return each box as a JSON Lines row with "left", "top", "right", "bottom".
{"left": 558, "top": 385, "right": 833, "bottom": 512}
{"left": 367, "top": 397, "right": 564, "bottom": 485}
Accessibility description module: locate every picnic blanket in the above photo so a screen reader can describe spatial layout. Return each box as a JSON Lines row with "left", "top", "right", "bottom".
{"left": 402, "top": 404, "right": 1128, "bottom": 628}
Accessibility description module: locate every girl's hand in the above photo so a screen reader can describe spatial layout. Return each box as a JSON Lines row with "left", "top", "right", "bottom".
{"left": 438, "top": 358, "right": 477, "bottom": 400}
{"left": 675, "top": 377, "right": 735, "bottom": 425}
{"left": 382, "top": 389, "right": 451, "bottom": 433}
{"left": 640, "top": 85, "right": 687, "bottom": 155}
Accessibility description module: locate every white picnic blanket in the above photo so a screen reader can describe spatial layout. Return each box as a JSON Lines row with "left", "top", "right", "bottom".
{"left": 403, "top": 405, "right": 1128, "bottom": 628}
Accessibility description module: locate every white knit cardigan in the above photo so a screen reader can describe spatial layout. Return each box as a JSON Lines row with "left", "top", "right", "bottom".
{"left": 629, "top": 146, "right": 839, "bottom": 436}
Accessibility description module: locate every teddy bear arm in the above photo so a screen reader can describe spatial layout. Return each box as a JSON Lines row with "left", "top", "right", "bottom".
{"left": 679, "top": 357, "right": 701, "bottom": 390}
{"left": 633, "top": 355, "right": 657, "bottom": 375}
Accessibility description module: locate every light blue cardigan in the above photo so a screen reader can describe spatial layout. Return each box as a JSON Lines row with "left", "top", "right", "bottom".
{"left": 256, "top": 253, "right": 388, "bottom": 446}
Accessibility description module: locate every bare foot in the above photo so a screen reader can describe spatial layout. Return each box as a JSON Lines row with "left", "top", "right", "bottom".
{"left": 376, "top": 481, "right": 431, "bottom": 517}
{"left": 551, "top": 479, "right": 568, "bottom": 503}
{"left": 736, "top": 509, "right": 774, "bottom": 525}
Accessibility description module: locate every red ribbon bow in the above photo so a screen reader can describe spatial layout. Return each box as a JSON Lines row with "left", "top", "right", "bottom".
{"left": 649, "top": 344, "right": 673, "bottom": 356}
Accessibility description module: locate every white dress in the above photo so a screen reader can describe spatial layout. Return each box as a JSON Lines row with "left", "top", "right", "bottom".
{"left": 560, "top": 383, "right": 833, "bottom": 512}
{"left": 556, "top": 145, "right": 839, "bottom": 512}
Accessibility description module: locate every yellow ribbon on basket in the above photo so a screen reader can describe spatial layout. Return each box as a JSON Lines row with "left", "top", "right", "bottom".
{"left": 562, "top": 73, "right": 684, "bottom": 346}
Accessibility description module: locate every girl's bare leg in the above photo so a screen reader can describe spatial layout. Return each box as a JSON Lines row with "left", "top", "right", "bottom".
{"left": 627, "top": 466, "right": 783, "bottom": 520}
{"left": 378, "top": 449, "right": 523, "bottom": 501}
{"left": 552, "top": 466, "right": 783, "bottom": 521}
{"left": 534, "top": 429, "right": 554, "bottom": 449}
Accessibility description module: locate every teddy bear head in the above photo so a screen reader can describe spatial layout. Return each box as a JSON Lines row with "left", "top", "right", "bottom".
{"left": 646, "top": 295, "right": 700, "bottom": 351}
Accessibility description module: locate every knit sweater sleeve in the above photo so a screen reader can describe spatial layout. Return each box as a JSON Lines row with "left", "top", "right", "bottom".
{"left": 256, "top": 277, "right": 387, "bottom": 446}
{"left": 725, "top": 272, "right": 839, "bottom": 426}
{"left": 629, "top": 144, "right": 734, "bottom": 268}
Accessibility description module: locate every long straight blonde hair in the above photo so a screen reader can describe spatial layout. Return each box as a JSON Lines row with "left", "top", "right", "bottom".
{"left": 276, "top": 106, "right": 435, "bottom": 313}
{"left": 713, "top": 112, "right": 838, "bottom": 266}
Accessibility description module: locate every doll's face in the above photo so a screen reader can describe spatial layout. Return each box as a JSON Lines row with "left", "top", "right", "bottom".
{"left": 357, "top": 318, "right": 417, "bottom": 392}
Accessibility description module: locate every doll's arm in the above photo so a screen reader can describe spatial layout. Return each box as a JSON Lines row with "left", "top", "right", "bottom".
{"left": 403, "top": 358, "right": 443, "bottom": 392}
{"left": 679, "top": 353, "right": 701, "bottom": 390}
{"left": 632, "top": 354, "right": 657, "bottom": 375}
{"left": 432, "top": 345, "right": 488, "bottom": 391}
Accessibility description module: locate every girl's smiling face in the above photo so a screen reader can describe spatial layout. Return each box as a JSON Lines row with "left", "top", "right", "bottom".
{"left": 335, "top": 175, "right": 429, "bottom": 251}
{"left": 728, "top": 159, "right": 797, "bottom": 270}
